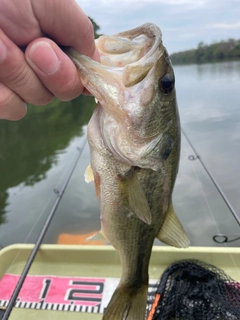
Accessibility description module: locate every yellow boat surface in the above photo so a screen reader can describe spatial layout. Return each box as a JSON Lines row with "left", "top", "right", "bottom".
{"left": 0, "top": 244, "right": 240, "bottom": 320}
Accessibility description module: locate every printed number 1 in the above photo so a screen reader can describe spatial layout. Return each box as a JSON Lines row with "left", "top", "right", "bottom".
{"left": 40, "top": 279, "right": 51, "bottom": 300}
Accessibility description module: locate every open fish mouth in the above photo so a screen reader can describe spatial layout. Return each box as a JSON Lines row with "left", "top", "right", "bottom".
{"left": 94, "top": 23, "right": 163, "bottom": 87}
{"left": 66, "top": 23, "right": 164, "bottom": 93}
{"left": 96, "top": 23, "right": 161, "bottom": 66}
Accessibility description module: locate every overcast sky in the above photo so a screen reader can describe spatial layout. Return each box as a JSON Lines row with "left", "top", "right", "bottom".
{"left": 77, "top": 0, "right": 240, "bottom": 54}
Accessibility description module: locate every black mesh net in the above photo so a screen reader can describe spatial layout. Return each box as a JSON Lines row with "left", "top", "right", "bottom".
{"left": 147, "top": 259, "right": 240, "bottom": 320}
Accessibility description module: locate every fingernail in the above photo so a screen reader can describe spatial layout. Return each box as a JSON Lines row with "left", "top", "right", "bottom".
{"left": 0, "top": 39, "right": 7, "bottom": 63}
{"left": 28, "top": 42, "right": 60, "bottom": 75}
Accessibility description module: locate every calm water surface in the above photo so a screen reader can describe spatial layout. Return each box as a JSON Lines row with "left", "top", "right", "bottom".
{"left": 0, "top": 61, "right": 240, "bottom": 248}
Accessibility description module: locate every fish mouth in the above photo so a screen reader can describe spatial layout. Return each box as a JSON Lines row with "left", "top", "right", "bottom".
{"left": 66, "top": 23, "right": 164, "bottom": 118}
{"left": 95, "top": 23, "right": 162, "bottom": 87}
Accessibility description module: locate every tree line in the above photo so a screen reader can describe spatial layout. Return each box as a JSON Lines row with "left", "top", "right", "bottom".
{"left": 170, "top": 38, "right": 240, "bottom": 64}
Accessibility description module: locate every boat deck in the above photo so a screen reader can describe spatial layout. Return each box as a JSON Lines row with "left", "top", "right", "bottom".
{"left": 0, "top": 244, "right": 240, "bottom": 319}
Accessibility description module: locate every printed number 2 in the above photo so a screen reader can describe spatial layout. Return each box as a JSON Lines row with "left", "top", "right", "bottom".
{"left": 66, "top": 281, "right": 104, "bottom": 302}
{"left": 39, "top": 279, "right": 51, "bottom": 300}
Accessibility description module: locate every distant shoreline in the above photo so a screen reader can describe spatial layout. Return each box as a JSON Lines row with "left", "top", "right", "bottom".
{"left": 170, "top": 38, "right": 240, "bottom": 65}
{"left": 170, "top": 57, "right": 240, "bottom": 66}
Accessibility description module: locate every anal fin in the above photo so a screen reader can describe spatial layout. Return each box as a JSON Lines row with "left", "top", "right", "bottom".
{"left": 86, "top": 229, "right": 107, "bottom": 242}
{"left": 157, "top": 202, "right": 189, "bottom": 248}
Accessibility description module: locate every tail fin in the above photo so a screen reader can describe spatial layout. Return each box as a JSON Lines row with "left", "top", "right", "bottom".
{"left": 103, "top": 284, "right": 148, "bottom": 320}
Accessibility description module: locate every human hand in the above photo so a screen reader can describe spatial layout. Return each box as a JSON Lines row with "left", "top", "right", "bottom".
{"left": 0, "top": 0, "right": 99, "bottom": 120}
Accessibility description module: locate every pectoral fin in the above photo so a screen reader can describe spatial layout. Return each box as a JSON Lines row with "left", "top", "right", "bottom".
{"left": 157, "top": 202, "right": 189, "bottom": 248}
{"left": 84, "top": 164, "right": 94, "bottom": 183}
{"left": 128, "top": 171, "right": 152, "bottom": 225}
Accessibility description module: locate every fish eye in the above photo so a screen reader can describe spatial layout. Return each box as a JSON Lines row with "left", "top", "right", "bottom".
{"left": 159, "top": 73, "right": 175, "bottom": 94}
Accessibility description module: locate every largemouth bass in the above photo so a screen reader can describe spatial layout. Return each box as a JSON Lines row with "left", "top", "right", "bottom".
{"left": 66, "top": 23, "right": 189, "bottom": 320}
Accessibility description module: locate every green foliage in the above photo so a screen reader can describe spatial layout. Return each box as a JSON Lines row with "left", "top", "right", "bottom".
{"left": 89, "top": 17, "right": 102, "bottom": 38}
{"left": 170, "top": 39, "right": 240, "bottom": 65}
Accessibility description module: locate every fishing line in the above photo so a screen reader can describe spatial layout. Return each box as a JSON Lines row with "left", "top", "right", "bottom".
{"left": 22, "top": 147, "right": 73, "bottom": 245}
{"left": 182, "top": 129, "right": 240, "bottom": 278}
{"left": 1, "top": 136, "right": 87, "bottom": 320}
{"left": 190, "top": 154, "right": 222, "bottom": 239}
{"left": 182, "top": 129, "right": 240, "bottom": 239}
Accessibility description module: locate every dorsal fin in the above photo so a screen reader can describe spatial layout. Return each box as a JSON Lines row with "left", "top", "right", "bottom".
{"left": 157, "top": 202, "right": 189, "bottom": 248}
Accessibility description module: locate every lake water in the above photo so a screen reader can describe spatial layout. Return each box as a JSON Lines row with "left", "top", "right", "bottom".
{"left": 0, "top": 61, "right": 240, "bottom": 249}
